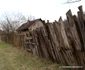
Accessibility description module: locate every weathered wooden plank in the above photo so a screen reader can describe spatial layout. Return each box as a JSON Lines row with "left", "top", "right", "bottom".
{"left": 73, "top": 15, "right": 84, "bottom": 50}
{"left": 40, "top": 26, "right": 66, "bottom": 64}
{"left": 77, "top": 6, "right": 85, "bottom": 50}
{"left": 39, "top": 26, "right": 56, "bottom": 61}
{"left": 74, "top": 51, "right": 85, "bottom": 66}
{"left": 61, "top": 49, "right": 78, "bottom": 66}
{"left": 46, "top": 23, "right": 64, "bottom": 63}
{"left": 46, "top": 23, "right": 60, "bottom": 49}
{"left": 36, "top": 28, "right": 50, "bottom": 58}
{"left": 66, "top": 9, "right": 82, "bottom": 51}
{"left": 78, "top": 6, "right": 85, "bottom": 25}
{"left": 31, "top": 30, "right": 41, "bottom": 56}
{"left": 53, "top": 20, "right": 71, "bottom": 64}
{"left": 26, "top": 42, "right": 35, "bottom": 45}
{"left": 53, "top": 21, "right": 63, "bottom": 48}
{"left": 26, "top": 36, "right": 33, "bottom": 40}
{"left": 58, "top": 17, "right": 71, "bottom": 49}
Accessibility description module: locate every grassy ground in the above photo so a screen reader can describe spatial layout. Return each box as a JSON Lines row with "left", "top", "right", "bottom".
{"left": 0, "top": 41, "right": 63, "bottom": 70}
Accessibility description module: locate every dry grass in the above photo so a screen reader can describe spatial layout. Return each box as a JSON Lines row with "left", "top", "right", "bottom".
{"left": 0, "top": 41, "right": 63, "bottom": 70}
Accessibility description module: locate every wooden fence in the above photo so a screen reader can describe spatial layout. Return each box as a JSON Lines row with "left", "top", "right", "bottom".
{"left": 1, "top": 33, "right": 24, "bottom": 48}
{"left": 1, "top": 6, "right": 85, "bottom": 69}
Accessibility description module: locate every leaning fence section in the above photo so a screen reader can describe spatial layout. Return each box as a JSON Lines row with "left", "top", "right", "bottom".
{"left": 1, "top": 6, "right": 85, "bottom": 69}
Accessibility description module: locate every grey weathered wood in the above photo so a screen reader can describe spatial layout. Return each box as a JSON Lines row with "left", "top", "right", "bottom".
{"left": 77, "top": 6, "right": 85, "bottom": 50}
{"left": 73, "top": 15, "right": 84, "bottom": 50}
{"left": 66, "top": 9, "right": 82, "bottom": 51}
{"left": 58, "top": 17, "right": 71, "bottom": 49}
{"left": 61, "top": 49, "right": 78, "bottom": 66}
{"left": 36, "top": 28, "right": 50, "bottom": 58}
{"left": 40, "top": 26, "right": 56, "bottom": 61}
{"left": 31, "top": 30, "right": 41, "bottom": 56}
{"left": 46, "top": 23, "right": 64, "bottom": 63}
{"left": 26, "top": 42, "right": 35, "bottom": 45}
{"left": 53, "top": 20, "right": 71, "bottom": 64}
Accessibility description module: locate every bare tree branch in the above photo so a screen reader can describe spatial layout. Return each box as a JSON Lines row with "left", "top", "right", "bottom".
{"left": 0, "top": 12, "right": 27, "bottom": 33}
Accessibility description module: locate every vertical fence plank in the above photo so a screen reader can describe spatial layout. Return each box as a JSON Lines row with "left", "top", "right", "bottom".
{"left": 66, "top": 9, "right": 82, "bottom": 51}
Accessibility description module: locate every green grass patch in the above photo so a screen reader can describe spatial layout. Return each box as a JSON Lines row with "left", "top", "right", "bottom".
{"left": 0, "top": 41, "right": 12, "bottom": 48}
{"left": 0, "top": 41, "right": 62, "bottom": 70}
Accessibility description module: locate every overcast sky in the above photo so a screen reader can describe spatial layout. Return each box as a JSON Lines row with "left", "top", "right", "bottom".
{"left": 0, "top": 0, "right": 84, "bottom": 21}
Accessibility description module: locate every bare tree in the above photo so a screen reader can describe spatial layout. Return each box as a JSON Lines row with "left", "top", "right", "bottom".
{"left": 0, "top": 12, "right": 27, "bottom": 33}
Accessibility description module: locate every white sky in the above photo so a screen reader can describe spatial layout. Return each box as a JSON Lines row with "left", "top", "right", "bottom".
{"left": 0, "top": 0, "right": 84, "bottom": 21}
